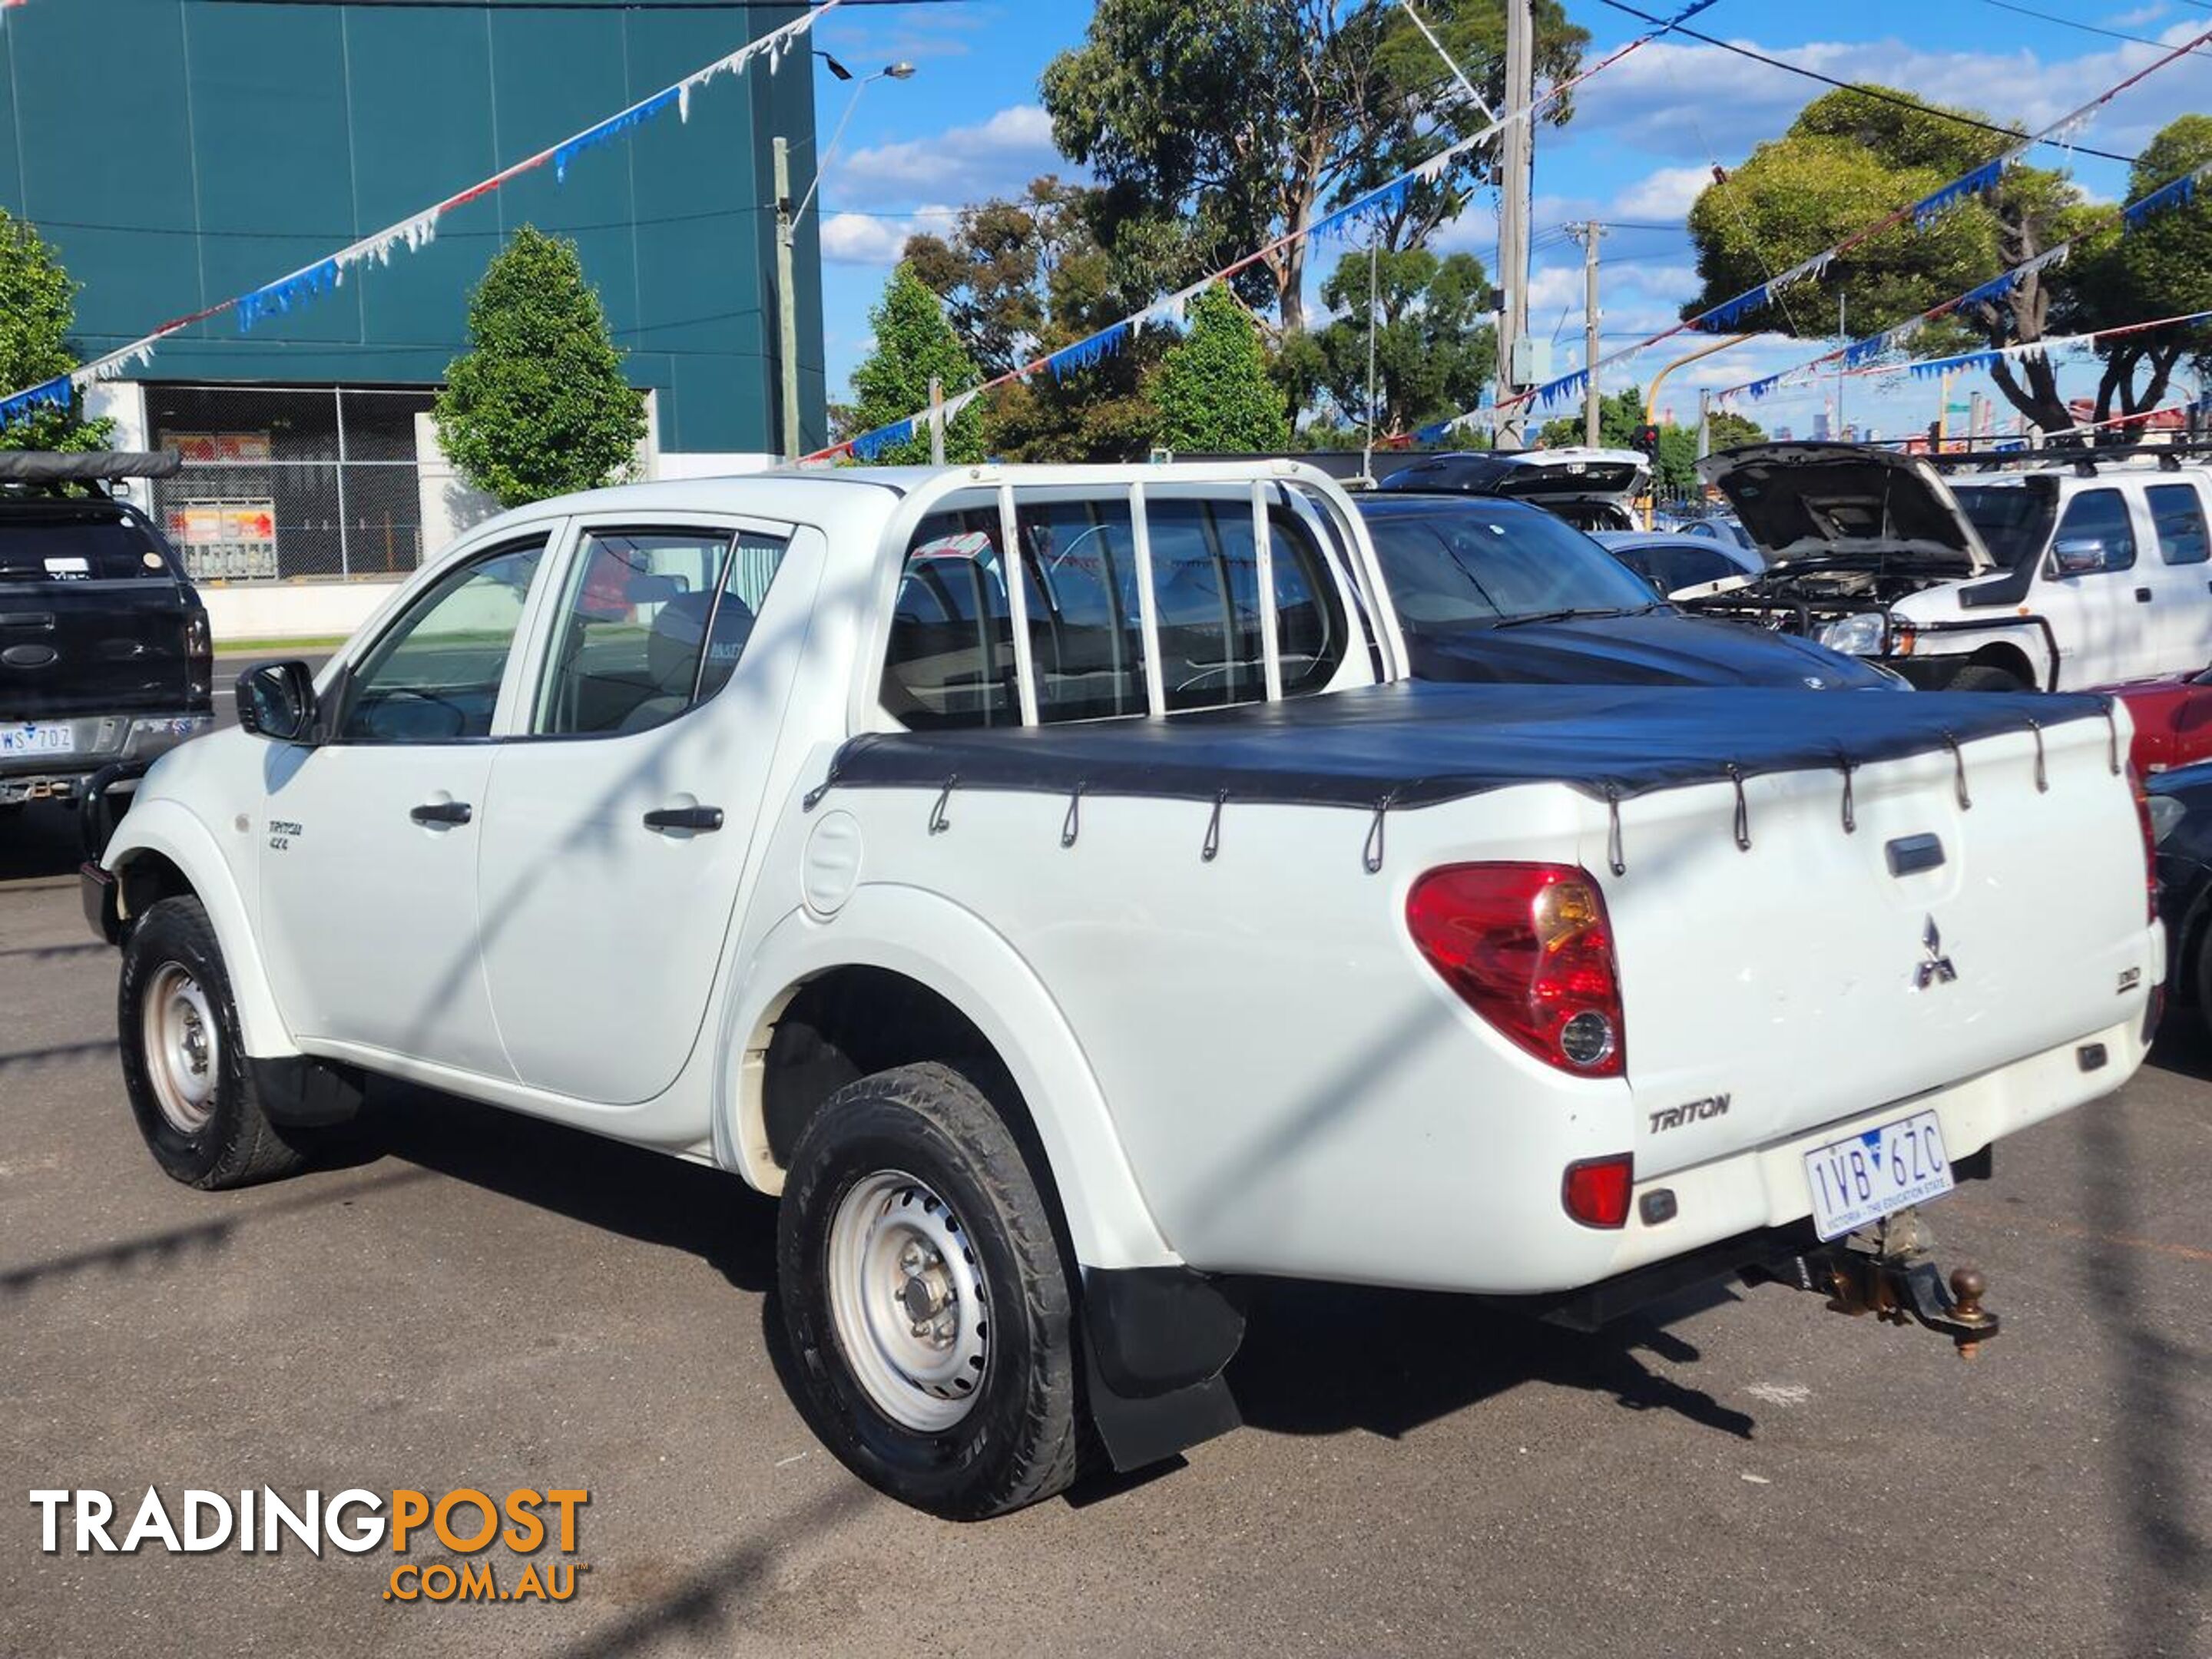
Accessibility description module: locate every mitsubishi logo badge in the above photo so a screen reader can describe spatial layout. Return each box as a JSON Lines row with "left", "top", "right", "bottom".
{"left": 1914, "top": 915, "right": 1958, "bottom": 990}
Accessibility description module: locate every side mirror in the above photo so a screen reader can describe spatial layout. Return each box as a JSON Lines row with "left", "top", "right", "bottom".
{"left": 2051, "top": 537, "right": 2109, "bottom": 578}
{"left": 236, "top": 660, "right": 320, "bottom": 743}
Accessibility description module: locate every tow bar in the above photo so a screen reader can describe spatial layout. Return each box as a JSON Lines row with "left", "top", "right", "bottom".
{"left": 1751, "top": 1208, "right": 2000, "bottom": 1359}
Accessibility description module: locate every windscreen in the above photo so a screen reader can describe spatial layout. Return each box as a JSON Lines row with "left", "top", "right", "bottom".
{"left": 0, "top": 512, "right": 174, "bottom": 581}
{"left": 1361, "top": 499, "right": 1661, "bottom": 631}
{"left": 1950, "top": 482, "right": 2058, "bottom": 571}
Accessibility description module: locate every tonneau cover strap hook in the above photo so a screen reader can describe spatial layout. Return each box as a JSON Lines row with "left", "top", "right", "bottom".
{"left": 1727, "top": 763, "right": 1750, "bottom": 852}
{"left": 1839, "top": 761, "right": 1856, "bottom": 835}
{"left": 1363, "top": 791, "right": 1396, "bottom": 876}
{"left": 1944, "top": 733, "right": 1971, "bottom": 810}
{"left": 1061, "top": 782, "right": 1085, "bottom": 849}
{"left": 1201, "top": 789, "right": 1228, "bottom": 863}
{"left": 928, "top": 774, "right": 957, "bottom": 836}
{"left": 802, "top": 759, "right": 841, "bottom": 812}
{"left": 1604, "top": 784, "right": 1626, "bottom": 876}
{"left": 2103, "top": 699, "right": 2121, "bottom": 776}
{"left": 2026, "top": 717, "right": 2048, "bottom": 793}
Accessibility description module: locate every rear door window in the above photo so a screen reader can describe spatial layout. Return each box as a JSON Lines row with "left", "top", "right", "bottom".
{"left": 0, "top": 512, "right": 174, "bottom": 581}
{"left": 2148, "top": 484, "right": 2210, "bottom": 567}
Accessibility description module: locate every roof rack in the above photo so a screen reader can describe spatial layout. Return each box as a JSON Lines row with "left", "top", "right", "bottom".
{"left": 1920, "top": 438, "right": 2212, "bottom": 477}
{"left": 0, "top": 450, "right": 182, "bottom": 503}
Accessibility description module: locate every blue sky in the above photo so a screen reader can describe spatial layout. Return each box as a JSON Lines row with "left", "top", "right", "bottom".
{"left": 805, "top": 0, "right": 2212, "bottom": 441}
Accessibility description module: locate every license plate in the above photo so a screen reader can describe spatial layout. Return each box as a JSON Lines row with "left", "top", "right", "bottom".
{"left": 1803, "top": 1109, "right": 1953, "bottom": 1240}
{"left": 1, "top": 724, "right": 73, "bottom": 756}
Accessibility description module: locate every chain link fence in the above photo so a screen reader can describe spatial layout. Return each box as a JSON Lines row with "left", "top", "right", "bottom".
{"left": 146, "top": 385, "right": 439, "bottom": 582}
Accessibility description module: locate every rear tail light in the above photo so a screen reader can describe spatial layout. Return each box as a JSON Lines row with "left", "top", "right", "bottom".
{"left": 2131, "top": 768, "right": 2159, "bottom": 924}
{"left": 1562, "top": 1154, "right": 1634, "bottom": 1229}
{"left": 184, "top": 609, "right": 212, "bottom": 700}
{"left": 1406, "top": 862, "right": 1625, "bottom": 1077}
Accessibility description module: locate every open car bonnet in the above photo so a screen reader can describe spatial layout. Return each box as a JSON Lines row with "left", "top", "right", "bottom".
{"left": 1695, "top": 442, "right": 1995, "bottom": 575}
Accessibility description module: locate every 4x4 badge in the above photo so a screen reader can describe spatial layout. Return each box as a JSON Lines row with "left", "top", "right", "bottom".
{"left": 1914, "top": 916, "right": 1958, "bottom": 989}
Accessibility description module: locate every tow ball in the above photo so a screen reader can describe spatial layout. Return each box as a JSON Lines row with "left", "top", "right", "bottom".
{"left": 1757, "top": 1209, "right": 2001, "bottom": 1359}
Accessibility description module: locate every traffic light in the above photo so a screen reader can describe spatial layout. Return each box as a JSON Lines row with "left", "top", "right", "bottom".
{"left": 1631, "top": 422, "right": 1661, "bottom": 457}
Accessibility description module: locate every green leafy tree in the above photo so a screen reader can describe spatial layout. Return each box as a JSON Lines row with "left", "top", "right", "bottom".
{"left": 2068, "top": 116, "right": 2212, "bottom": 430}
{"left": 1044, "top": 0, "right": 1585, "bottom": 333}
{"left": 0, "top": 210, "right": 112, "bottom": 454}
{"left": 1279, "top": 247, "right": 1495, "bottom": 440}
{"left": 1684, "top": 88, "right": 2100, "bottom": 435}
{"left": 847, "top": 263, "right": 987, "bottom": 465}
{"left": 904, "top": 179, "right": 1161, "bottom": 459}
{"left": 434, "top": 227, "right": 644, "bottom": 508}
{"left": 1154, "top": 284, "right": 1289, "bottom": 453}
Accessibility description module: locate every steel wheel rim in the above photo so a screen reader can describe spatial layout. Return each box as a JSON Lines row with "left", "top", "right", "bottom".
{"left": 143, "top": 962, "right": 218, "bottom": 1134}
{"left": 826, "top": 1169, "right": 990, "bottom": 1432}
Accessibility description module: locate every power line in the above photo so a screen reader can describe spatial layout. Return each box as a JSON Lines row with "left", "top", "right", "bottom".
{"left": 1973, "top": 0, "right": 2212, "bottom": 56}
{"left": 1594, "top": 0, "right": 2139, "bottom": 165}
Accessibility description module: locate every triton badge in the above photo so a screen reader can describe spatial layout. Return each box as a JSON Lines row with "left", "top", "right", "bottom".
{"left": 1914, "top": 916, "right": 1957, "bottom": 989}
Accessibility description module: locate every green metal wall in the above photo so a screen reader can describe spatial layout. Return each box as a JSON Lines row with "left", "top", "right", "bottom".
{"left": 0, "top": 0, "right": 824, "bottom": 453}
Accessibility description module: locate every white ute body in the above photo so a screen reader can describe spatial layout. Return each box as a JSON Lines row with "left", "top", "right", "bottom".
{"left": 105, "top": 462, "right": 2159, "bottom": 1299}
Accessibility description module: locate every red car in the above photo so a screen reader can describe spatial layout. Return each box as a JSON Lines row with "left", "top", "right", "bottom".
{"left": 2103, "top": 666, "right": 2212, "bottom": 773}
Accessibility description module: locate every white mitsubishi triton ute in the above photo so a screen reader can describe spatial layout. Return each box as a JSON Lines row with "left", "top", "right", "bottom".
{"left": 81, "top": 462, "right": 2163, "bottom": 1517}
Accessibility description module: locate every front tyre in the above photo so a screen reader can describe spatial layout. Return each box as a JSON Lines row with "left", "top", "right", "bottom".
{"left": 1944, "top": 664, "right": 2028, "bottom": 693}
{"left": 119, "top": 896, "right": 306, "bottom": 1190}
{"left": 777, "top": 1061, "right": 1079, "bottom": 1519}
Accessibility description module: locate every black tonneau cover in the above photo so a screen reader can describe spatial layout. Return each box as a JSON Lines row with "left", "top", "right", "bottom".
{"left": 820, "top": 680, "right": 2111, "bottom": 812}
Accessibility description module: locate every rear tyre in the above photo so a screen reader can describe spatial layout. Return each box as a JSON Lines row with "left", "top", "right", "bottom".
{"left": 119, "top": 896, "right": 306, "bottom": 1190}
{"left": 776, "top": 1061, "right": 1080, "bottom": 1519}
{"left": 1944, "top": 664, "right": 2028, "bottom": 693}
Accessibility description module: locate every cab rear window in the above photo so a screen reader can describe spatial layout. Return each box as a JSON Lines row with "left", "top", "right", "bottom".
{"left": 0, "top": 514, "right": 174, "bottom": 581}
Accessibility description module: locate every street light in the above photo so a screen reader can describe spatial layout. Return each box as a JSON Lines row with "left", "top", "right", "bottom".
{"left": 776, "top": 59, "right": 918, "bottom": 460}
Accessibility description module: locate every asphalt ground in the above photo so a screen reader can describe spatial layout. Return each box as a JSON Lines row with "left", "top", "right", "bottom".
{"left": 1, "top": 688, "right": 2207, "bottom": 1656}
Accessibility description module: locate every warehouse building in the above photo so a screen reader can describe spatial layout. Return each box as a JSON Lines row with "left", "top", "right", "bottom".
{"left": 0, "top": 0, "right": 823, "bottom": 588}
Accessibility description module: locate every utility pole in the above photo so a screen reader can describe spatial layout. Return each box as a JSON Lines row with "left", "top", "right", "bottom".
{"left": 1568, "top": 222, "right": 1604, "bottom": 447}
{"left": 1696, "top": 387, "right": 1713, "bottom": 461}
{"left": 1495, "top": 0, "right": 1534, "bottom": 449}
{"left": 773, "top": 136, "right": 802, "bottom": 462}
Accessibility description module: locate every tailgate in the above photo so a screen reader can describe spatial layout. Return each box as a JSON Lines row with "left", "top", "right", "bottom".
{"left": 0, "top": 578, "right": 197, "bottom": 718}
{"left": 1598, "top": 718, "right": 2151, "bottom": 1178}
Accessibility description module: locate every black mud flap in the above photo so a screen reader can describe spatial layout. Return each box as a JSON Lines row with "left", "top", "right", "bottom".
{"left": 251, "top": 1057, "right": 366, "bottom": 1128}
{"left": 1080, "top": 1266, "right": 1246, "bottom": 1472}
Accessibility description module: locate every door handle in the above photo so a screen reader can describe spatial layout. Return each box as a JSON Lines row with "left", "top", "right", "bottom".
{"left": 2135, "top": 588, "right": 2153, "bottom": 602}
{"left": 643, "top": 804, "right": 724, "bottom": 833}
{"left": 409, "top": 800, "right": 472, "bottom": 826}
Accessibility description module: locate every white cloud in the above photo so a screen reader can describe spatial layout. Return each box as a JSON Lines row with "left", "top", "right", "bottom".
{"left": 817, "top": 203, "right": 965, "bottom": 267}
{"left": 1611, "top": 164, "right": 1714, "bottom": 222}
{"left": 826, "top": 104, "right": 1067, "bottom": 213}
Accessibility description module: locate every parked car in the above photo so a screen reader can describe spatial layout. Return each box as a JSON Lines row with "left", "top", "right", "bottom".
{"left": 1677, "top": 515, "right": 1759, "bottom": 554}
{"left": 1, "top": 451, "right": 211, "bottom": 821}
{"left": 1592, "top": 528, "right": 1764, "bottom": 601}
{"left": 85, "top": 462, "right": 2159, "bottom": 1518}
{"left": 1690, "top": 442, "right": 2212, "bottom": 693}
{"left": 2098, "top": 664, "right": 2212, "bottom": 774}
{"left": 1374, "top": 447, "right": 1650, "bottom": 531}
{"left": 1356, "top": 495, "right": 1899, "bottom": 689}
{"left": 2145, "top": 760, "right": 2212, "bottom": 1026}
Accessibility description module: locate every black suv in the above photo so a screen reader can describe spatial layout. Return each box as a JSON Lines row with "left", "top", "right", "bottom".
{"left": 1, "top": 452, "right": 212, "bottom": 821}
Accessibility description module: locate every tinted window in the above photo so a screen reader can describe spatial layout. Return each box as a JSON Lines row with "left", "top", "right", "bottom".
{"left": 341, "top": 541, "right": 544, "bottom": 743}
{"left": 536, "top": 528, "right": 786, "bottom": 737}
{"left": 1361, "top": 501, "right": 1658, "bottom": 631}
{"left": 882, "top": 502, "right": 1026, "bottom": 729}
{"left": 1952, "top": 482, "right": 2058, "bottom": 571}
{"left": 1145, "top": 496, "right": 1346, "bottom": 711}
{"left": 1015, "top": 496, "right": 1147, "bottom": 723}
{"left": 2052, "top": 488, "right": 2137, "bottom": 574}
{"left": 2148, "top": 484, "right": 2210, "bottom": 567}
{"left": 1615, "top": 541, "right": 1740, "bottom": 594}
{"left": 0, "top": 512, "right": 174, "bottom": 581}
